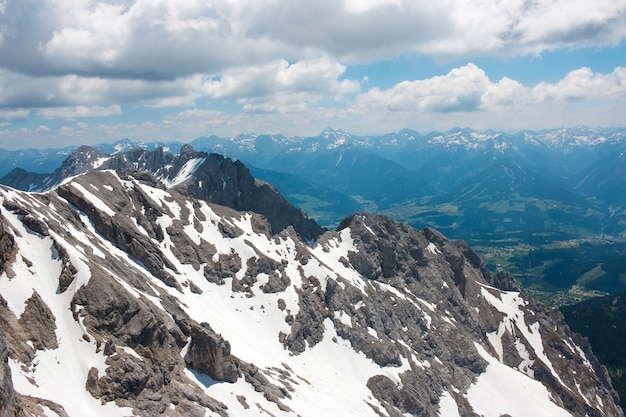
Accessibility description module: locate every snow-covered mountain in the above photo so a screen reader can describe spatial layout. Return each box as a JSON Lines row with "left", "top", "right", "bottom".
{"left": 0, "top": 145, "right": 324, "bottom": 242}
{"left": 0, "top": 155, "right": 622, "bottom": 416}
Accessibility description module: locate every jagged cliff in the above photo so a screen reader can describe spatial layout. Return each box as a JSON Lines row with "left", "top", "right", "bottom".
{"left": 0, "top": 163, "right": 622, "bottom": 416}
{"left": 0, "top": 144, "right": 324, "bottom": 242}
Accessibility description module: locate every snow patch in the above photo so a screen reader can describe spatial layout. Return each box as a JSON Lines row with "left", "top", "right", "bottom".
{"left": 426, "top": 242, "right": 440, "bottom": 255}
{"left": 467, "top": 344, "right": 573, "bottom": 417}
{"left": 162, "top": 157, "right": 206, "bottom": 188}
{"left": 438, "top": 390, "right": 461, "bottom": 417}
{"left": 479, "top": 284, "right": 568, "bottom": 389}
{"left": 70, "top": 182, "right": 116, "bottom": 217}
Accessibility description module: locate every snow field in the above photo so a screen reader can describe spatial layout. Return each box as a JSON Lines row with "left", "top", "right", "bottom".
{"left": 0, "top": 204, "right": 134, "bottom": 417}
{"left": 467, "top": 344, "right": 573, "bottom": 417}
{"left": 479, "top": 283, "right": 569, "bottom": 387}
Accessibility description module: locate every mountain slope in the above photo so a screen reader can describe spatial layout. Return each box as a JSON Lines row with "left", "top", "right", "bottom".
{"left": 0, "top": 145, "right": 324, "bottom": 242}
{"left": 561, "top": 292, "right": 626, "bottom": 412}
{"left": 264, "top": 147, "right": 427, "bottom": 208}
{"left": 1, "top": 146, "right": 110, "bottom": 191}
{"left": 154, "top": 145, "right": 325, "bottom": 242}
{"left": 247, "top": 166, "right": 360, "bottom": 228}
{"left": 0, "top": 168, "right": 621, "bottom": 417}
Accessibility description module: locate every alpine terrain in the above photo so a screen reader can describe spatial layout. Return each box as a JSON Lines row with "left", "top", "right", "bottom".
{"left": 4, "top": 126, "right": 626, "bottom": 300}
{"left": 0, "top": 146, "right": 622, "bottom": 416}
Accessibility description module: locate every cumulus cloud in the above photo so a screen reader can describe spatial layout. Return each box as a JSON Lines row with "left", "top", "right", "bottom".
{"left": 202, "top": 58, "right": 359, "bottom": 99}
{"left": 0, "top": 68, "right": 200, "bottom": 109}
{"left": 1, "top": 0, "right": 625, "bottom": 82}
{"left": 37, "top": 105, "right": 122, "bottom": 119}
{"left": 0, "top": 54, "right": 358, "bottom": 112}
{"left": 0, "top": 0, "right": 285, "bottom": 80}
{"left": 0, "top": 108, "right": 30, "bottom": 120}
{"left": 532, "top": 67, "right": 626, "bottom": 101}
{"left": 356, "top": 64, "right": 626, "bottom": 114}
{"left": 358, "top": 64, "right": 489, "bottom": 112}
{"left": 200, "top": 57, "right": 361, "bottom": 113}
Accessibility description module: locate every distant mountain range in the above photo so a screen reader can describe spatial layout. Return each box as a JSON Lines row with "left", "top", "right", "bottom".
{"left": 3, "top": 126, "right": 626, "bottom": 295}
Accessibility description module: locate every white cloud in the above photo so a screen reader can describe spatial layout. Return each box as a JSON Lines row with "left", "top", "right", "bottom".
{"left": 1, "top": 0, "right": 285, "bottom": 80}
{"left": 202, "top": 58, "right": 359, "bottom": 99}
{"left": 358, "top": 63, "right": 490, "bottom": 112}
{"left": 532, "top": 67, "right": 626, "bottom": 101}
{"left": 343, "top": 0, "right": 402, "bottom": 14}
{"left": 0, "top": 1, "right": 625, "bottom": 145}
{"left": 0, "top": 108, "right": 30, "bottom": 120}
{"left": 1, "top": 0, "right": 625, "bottom": 81}
{"left": 0, "top": 68, "right": 199, "bottom": 109}
{"left": 246, "top": 0, "right": 626, "bottom": 62}
{"left": 199, "top": 57, "right": 361, "bottom": 113}
{"left": 37, "top": 105, "right": 122, "bottom": 119}
{"left": 356, "top": 64, "right": 626, "bottom": 115}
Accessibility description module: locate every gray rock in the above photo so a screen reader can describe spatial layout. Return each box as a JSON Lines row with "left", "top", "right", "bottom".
{"left": 18, "top": 291, "right": 58, "bottom": 350}
{"left": 186, "top": 322, "right": 240, "bottom": 383}
{"left": 0, "top": 219, "right": 15, "bottom": 276}
{"left": 0, "top": 331, "right": 21, "bottom": 417}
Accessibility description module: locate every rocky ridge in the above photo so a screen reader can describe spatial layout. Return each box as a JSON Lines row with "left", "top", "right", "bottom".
{"left": 0, "top": 144, "right": 324, "bottom": 242}
{"left": 0, "top": 165, "right": 622, "bottom": 416}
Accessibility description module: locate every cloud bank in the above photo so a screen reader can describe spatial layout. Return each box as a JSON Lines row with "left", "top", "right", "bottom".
{"left": 0, "top": 0, "right": 625, "bottom": 147}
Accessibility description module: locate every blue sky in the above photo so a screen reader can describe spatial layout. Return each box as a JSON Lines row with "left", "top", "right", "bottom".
{"left": 0, "top": 0, "right": 625, "bottom": 149}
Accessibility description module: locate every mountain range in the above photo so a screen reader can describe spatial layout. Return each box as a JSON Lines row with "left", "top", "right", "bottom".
{"left": 0, "top": 145, "right": 622, "bottom": 416}
{"left": 3, "top": 126, "right": 626, "bottom": 297}
{"left": 4, "top": 126, "right": 626, "bottom": 235}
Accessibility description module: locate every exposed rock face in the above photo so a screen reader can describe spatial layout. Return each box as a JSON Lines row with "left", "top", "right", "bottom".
{"left": 0, "top": 146, "right": 110, "bottom": 192}
{"left": 0, "top": 331, "right": 21, "bottom": 417}
{"left": 0, "top": 144, "right": 325, "bottom": 242}
{"left": 56, "top": 172, "right": 181, "bottom": 289}
{"left": 18, "top": 291, "right": 58, "bottom": 351}
{"left": 185, "top": 323, "right": 240, "bottom": 383}
{"left": 0, "top": 170, "right": 622, "bottom": 417}
{"left": 159, "top": 145, "right": 325, "bottom": 241}
{"left": 333, "top": 213, "right": 621, "bottom": 417}
{"left": 0, "top": 218, "right": 15, "bottom": 276}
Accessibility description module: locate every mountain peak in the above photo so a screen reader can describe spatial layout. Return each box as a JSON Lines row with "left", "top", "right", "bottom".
{"left": 179, "top": 143, "right": 198, "bottom": 157}
{"left": 320, "top": 126, "right": 346, "bottom": 137}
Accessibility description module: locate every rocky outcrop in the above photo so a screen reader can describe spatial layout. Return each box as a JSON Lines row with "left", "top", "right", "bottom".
{"left": 1, "top": 144, "right": 325, "bottom": 242}
{"left": 0, "top": 218, "right": 15, "bottom": 276}
{"left": 18, "top": 291, "right": 58, "bottom": 351}
{"left": 185, "top": 323, "right": 240, "bottom": 383}
{"left": 0, "top": 146, "right": 110, "bottom": 192}
{"left": 165, "top": 145, "right": 325, "bottom": 241}
{"left": 0, "top": 331, "right": 21, "bottom": 417}
{"left": 56, "top": 171, "right": 181, "bottom": 289}
{"left": 72, "top": 266, "right": 229, "bottom": 416}
{"left": 324, "top": 212, "right": 622, "bottom": 416}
